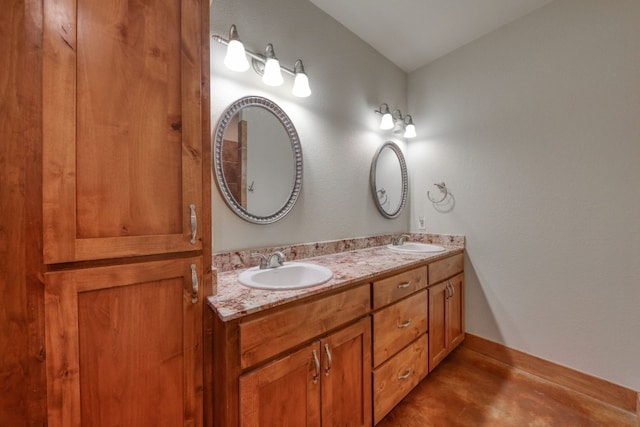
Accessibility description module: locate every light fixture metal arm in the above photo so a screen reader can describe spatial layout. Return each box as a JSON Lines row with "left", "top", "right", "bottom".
{"left": 212, "top": 35, "right": 297, "bottom": 76}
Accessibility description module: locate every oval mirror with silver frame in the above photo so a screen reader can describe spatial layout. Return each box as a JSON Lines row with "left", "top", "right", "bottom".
{"left": 370, "top": 141, "right": 408, "bottom": 219}
{"left": 213, "top": 96, "right": 303, "bottom": 224}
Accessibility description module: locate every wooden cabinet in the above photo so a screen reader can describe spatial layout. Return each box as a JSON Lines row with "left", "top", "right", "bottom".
{"left": 45, "top": 258, "right": 204, "bottom": 427}
{"left": 428, "top": 271, "right": 465, "bottom": 372}
{"left": 371, "top": 267, "right": 429, "bottom": 424}
{"left": 211, "top": 252, "right": 464, "bottom": 426}
{"left": 40, "top": 0, "right": 210, "bottom": 426}
{"left": 212, "top": 285, "right": 371, "bottom": 427}
{"left": 239, "top": 318, "right": 371, "bottom": 427}
{"left": 42, "top": 0, "right": 205, "bottom": 263}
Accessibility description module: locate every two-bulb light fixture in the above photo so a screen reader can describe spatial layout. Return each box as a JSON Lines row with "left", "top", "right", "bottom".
{"left": 374, "top": 103, "right": 417, "bottom": 139}
{"left": 212, "top": 25, "right": 311, "bottom": 98}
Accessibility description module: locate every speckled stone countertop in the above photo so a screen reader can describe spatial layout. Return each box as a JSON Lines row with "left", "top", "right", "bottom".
{"left": 207, "top": 233, "right": 464, "bottom": 322}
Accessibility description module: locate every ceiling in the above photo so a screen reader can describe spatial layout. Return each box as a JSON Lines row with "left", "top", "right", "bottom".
{"left": 308, "top": 0, "right": 553, "bottom": 73}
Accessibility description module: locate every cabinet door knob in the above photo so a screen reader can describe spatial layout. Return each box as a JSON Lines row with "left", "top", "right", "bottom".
{"left": 189, "top": 204, "right": 197, "bottom": 244}
{"left": 397, "top": 320, "right": 412, "bottom": 329}
{"left": 190, "top": 264, "right": 198, "bottom": 304}
{"left": 312, "top": 350, "right": 320, "bottom": 384}
{"left": 398, "top": 368, "right": 412, "bottom": 380}
{"left": 324, "top": 343, "right": 332, "bottom": 377}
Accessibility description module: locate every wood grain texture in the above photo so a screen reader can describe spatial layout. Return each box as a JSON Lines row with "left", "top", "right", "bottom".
{"left": 239, "top": 284, "right": 370, "bottom": 369}
{"left": 321, "top": 317, "right": 372, "bottom": 427}
{"left": 428, "top": 252, "right": 463, "bottom": 284}
{"left": 372, "top": 266, "right": 427, "bottom": 309}
{"left": 373, "top": 290, "right": 427, "bottom": 367}
{"left": 428, "top": 282, "right": 447, "bottom": 371}
{"left": 45, "top": 258, "right": 204, "bottom": 427}
{"left": 373, "top": 334, "right": 428, "bottom": 424}
{"left": 239, "top": 341, "right": 321, "bottom": 427}
{"left": 0, "top": 0, "right": 47, "bottom": 425}
{"left": 464, "top": 333, "right": 638, "bottom": 414}
{"left": 42, "top": 0, "right": 204, "bottom": 263}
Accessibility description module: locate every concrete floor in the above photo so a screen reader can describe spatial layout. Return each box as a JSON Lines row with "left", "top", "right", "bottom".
{"left": 378, "top": 346, "right": 638, "bottom": 426}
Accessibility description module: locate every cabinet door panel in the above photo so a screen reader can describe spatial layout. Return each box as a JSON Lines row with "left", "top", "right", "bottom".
{"left": 448, "top": 273, "right": 465, "bottom": 349}
{"left": 239, "top": 342, "right": 321, "bottom": 427}
{"left": 428, "top": 282, "right": 448, "bottom": 372}
{"left": 42, "top": 0, "right": 202, "bottom": 263}
{"left": 321, "top": 317, "right": 372, "bottom": 427}
{"left": 373, "top": 290, "right": 427, "bottom": 367}
{"left": 45, "top": 258, "right": 203, "bottom": 427}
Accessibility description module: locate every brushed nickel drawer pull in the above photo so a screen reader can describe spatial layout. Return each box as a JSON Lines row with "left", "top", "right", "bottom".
{"left": 189, "top": 204, "right": 197, "bottom": 244}
{"left": 190, "top": 264, "right": 198, "bottom": 304}
{"left": 398, "top": 368, "right": 412, "bottom": 380}
{"left": 324, "top": 343, "right": 332, "bottom": 377}
{"left": 397, "top": 281, "right": 412, "bottom": 289}
{"left": 312, "top": 350, "right": 320, "bottom": 384}
{"left": 397, "top": 320, "right": 412, "bottom": 328}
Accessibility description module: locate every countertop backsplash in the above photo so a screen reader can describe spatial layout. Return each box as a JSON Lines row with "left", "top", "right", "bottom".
{"left": 212, "top": 233, "right": 465, "bottom": 273}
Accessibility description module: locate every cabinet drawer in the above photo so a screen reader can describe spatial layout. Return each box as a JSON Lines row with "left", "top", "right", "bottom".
{"left": 373, "top": 267, "right": 426, "bottom": 309}
{"left": 373, "top": 334, "right": 428, "bottom": 424}
{"left": 239, "top": 284, "right": 370, "bottom": 369}
{"left": 373, "top": 290, "right": 427, "bottom": 367}
{"left": 429, "top": 252, "right": 464, "bottom": 285}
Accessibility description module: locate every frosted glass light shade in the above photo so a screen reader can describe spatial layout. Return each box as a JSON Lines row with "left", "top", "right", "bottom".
{"left": 403, "top": 123, "right": 416, "bottom": 138}
{"left": 292, "top": 73, "right": 311, "bottom": 97}
{"left": 224, "top": 40, "right": 249, "bottom": 72}
{"left": 380, "top": 113, "right": 394, "bottom": 130}
{"left": 262, "top": 58, "right": 284, "bottom": 86}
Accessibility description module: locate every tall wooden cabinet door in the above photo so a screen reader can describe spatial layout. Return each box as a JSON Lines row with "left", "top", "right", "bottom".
{"left": 239, "top": 342, "right": 321, "bottom": 427}
{"left": 44, "top": 258, "right": 204, "bottom": 427}
{"left": 42, "top": 0, "right": 204, "bottom": 263}
{"left": 447, "top": 273, "right": 465, "bottom": 349}
{"left": 321, "top": 317, "right": 372, "bottom": 427}
{"left": 428, "top": 282, "right": 448, "bottom": 372}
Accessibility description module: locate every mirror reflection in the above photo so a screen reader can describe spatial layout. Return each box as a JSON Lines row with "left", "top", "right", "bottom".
{"left": 370, "top": 141, "right": 408, "bottom": 219}
{"left": 214, "top": 96, "right": 303, "bottom": 224}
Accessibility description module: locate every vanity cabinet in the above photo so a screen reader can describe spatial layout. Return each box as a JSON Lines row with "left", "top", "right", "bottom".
{"left": 428, "top": 253, "right": 465, "bottom": 372}
{"left": 372, "top": 267, "right": 429, "bottom": 424}
{"left": 212, "top": 284, "right": 371, "bottom": 427}
{"left": 239, "top": 318, "right": 372, "bottom": 427}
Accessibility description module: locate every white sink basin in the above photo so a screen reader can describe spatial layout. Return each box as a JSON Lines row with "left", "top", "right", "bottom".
{"left": 238, "top": 262, "right": 333, "bottom": 290}
{"left": 386, "top": 242, "right": 446, "bottom": 253}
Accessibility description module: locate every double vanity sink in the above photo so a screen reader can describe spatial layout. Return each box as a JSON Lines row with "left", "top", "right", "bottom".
{"left": 238, "top": 242, "right": 445, "bottom": 291}
{"left": 207, "top": 235, "right": 464, "bottom": 426}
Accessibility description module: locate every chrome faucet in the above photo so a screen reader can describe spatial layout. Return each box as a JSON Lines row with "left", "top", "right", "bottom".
{"left": 250, "top": 250, "right": 289, "bottom": 269}
{"left": 391, "top": 234, "right": 411, "bottom": 246}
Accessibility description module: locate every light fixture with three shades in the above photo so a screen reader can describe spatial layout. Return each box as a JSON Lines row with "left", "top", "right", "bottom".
{"left": 212, "top": 25, "right": 311, "bottom": 98}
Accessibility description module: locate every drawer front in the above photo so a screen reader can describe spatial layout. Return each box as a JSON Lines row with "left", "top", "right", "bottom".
{"left": 373, "top": 334, "right": 428, "bottom": 424}
{"left": 373, "top": 266, "right": 427, "bottom": 309}
{"left": 373, "top": 290, "right": 427, "bottom": 367}
{"left": 239, "top": 284, "right": 370, "bottom": 369}
{"left": 429, "top": 252, "right": 464, "bottom": 285}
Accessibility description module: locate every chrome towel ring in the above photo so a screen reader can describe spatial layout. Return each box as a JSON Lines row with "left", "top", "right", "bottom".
{"left": 427, "top": 182, "right": 448, "bottom": 204}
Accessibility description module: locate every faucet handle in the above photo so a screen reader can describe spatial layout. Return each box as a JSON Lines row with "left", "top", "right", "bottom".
{"left": 250, "top": 253, "right": 268, "bottom": 269}
{"left": 392, "top": 234, "right": 411, "bottom": 246}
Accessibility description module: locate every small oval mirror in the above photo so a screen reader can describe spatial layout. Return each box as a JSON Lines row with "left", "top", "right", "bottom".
{"left": 213, "top": 96, "right": 303, "bottom": 224}
{"left": 370, "top": 141, "right": 408, "bottom": 218}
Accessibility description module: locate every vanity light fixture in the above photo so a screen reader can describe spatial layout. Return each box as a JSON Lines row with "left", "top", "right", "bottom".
{"left": 374, "top": 103, "right": 418, "bottom": 138}
{"left": 212, "top": 25, "right": 312, "bottom": 97}
{"left": 223, "top": 25, "right": 250, "bottom": 72}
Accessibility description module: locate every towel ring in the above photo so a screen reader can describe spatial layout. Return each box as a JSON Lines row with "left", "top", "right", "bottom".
{"left": 427, "top": 182, "right": 448, "bottom": 204}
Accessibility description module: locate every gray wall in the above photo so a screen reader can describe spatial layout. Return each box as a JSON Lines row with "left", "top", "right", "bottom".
{"left": 210, "top": 0, "right": 409, "bottom": 251}
{"left": 408, "top": 0, "right": 640, "bottom": 390}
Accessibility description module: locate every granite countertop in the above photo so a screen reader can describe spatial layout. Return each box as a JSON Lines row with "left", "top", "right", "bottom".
{"left": 208, "top": 242, "right": 464, "bottom": 322}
